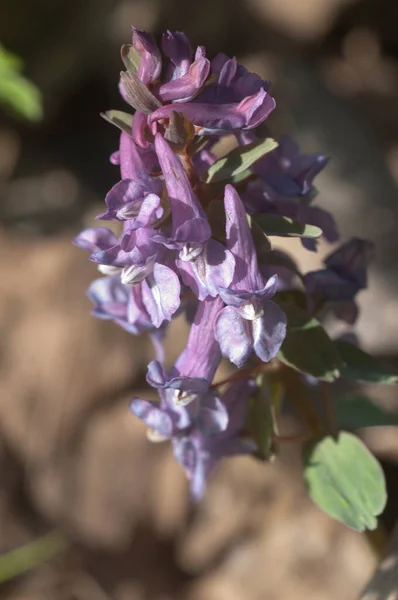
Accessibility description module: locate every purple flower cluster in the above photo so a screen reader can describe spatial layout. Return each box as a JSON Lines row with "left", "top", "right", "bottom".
{"left": 75, "top": 27, "right": 373, "bottom": 498}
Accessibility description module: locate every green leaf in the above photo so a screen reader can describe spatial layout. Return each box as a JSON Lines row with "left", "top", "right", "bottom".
{"left": 253, "top": 214, "right": 322, "bottom": 239}
{"left": 248, "top": 374, "right": 274, "bottom": 459}
{"left": 303, "top": 432, "right": 387, "bottom": 531}
{"left": 205, "top": 137, "right": 278, "bottom": 184}
{"left": 334, "top": 393, "right": 398, "bottom": 429}
{"left": 0, "top": 45, "right": 23, "bottom": 72}
{"left": 335, "top": 340, "right": 398, "bottom": 385}
{"left": 0, "top": 45, "right": 42, "bottom": 121}
{"left": 277, "top": 302, "right": 342, "bottom": 381}
{"left": 0, "top": 531, "right": 67, "bottom": 584}
{"left": 101, "top": 110, "right": 133, "bottom": 135}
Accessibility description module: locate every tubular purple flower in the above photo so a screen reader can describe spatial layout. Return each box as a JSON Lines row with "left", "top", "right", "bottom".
{"left": 154, "top": 133, "right": 211, "bottom": 256}
{"left": 146, "top": 296, "right": 223, "bottom": 404}
{"left": 252, "top": 135, "right": 329, "bottom": 197}
{"left": 304, "top": 237, "right": 374, "bottom": 324}
{"left": 87, "top": 276, "right": 166, "bottom": 344}
{"left": 130, "top": 388, "right": 228, "bottom": 441}
{"left": 214, "top": 185, "right": 287, "bottom": 367}
{"left": 172, "top": 378, "right": 257, "bottom": 500}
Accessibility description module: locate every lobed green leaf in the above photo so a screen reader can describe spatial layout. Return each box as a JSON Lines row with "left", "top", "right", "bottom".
{"left": 303, "top": 432, "right": 387, "bottom": 531}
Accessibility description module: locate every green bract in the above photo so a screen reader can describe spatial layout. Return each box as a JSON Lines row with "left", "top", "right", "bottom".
{"left": 205, "top": 137, "right": 278, "bottom": 184}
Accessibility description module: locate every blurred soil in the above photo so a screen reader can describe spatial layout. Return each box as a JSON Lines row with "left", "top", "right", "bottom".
{"left": 0, "top": 0, "right": 398, "bottom": 598}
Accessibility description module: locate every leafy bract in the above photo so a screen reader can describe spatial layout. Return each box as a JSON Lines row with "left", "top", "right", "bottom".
{"left": 205, "top": 137, "right": 278, "bottom": 184}
{"left": 253, "top": 214, "right": 322, "bottom": 239}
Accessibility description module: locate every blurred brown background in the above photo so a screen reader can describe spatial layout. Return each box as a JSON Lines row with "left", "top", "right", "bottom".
{"left": 0, "top": 0, "right": 398, "bottom": 598}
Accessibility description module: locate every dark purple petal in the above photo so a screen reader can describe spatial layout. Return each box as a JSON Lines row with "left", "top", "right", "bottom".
{"left": 158, "top": 47, "right": 210, "bottom": 103}
{"left": 325, "top": 238, "right": 374, "bottom": 288}
{"left": 161, "top": 30, "right": 192, "bottom": 79}
{"left": 174, "top": 296, "right": 223, "bottom": 383}
{"left": 224, "top": 184, "right": 264, "bottom": 293}
{"left": 149, "top": 88, "right": 275, "bottom": 134}
{"left": 215, "top": 305, "right": 253, "bottom": 367}
{"left": 154, "top": 133, "right": 211, "bottom": 246}
{"left": 253, "top": 136, "right": 328, "bottom": 197}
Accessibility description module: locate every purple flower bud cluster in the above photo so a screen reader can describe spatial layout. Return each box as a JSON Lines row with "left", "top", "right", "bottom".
{"left": 75, "top": 27, "right": 373, "bottom": 498}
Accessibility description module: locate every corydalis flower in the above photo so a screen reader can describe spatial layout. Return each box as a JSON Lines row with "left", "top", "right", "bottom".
{"left": 172, "top": 378, "right": 257, "bottom": 499}
{"left": 215, "top": 185, "right": 287, "bottom": 367}
{"left": 146, "top": 296, "right": 223, "bottom": 405}
{"left": 120, "top": 26, "right": 275, "bottom": 145}
{"left": 304, "top": 238, "right": 374, "bottom": 324}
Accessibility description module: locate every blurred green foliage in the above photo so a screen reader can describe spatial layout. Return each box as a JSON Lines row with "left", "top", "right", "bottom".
{"left": 0, "top": 44, "right": 42, "bottom": 121}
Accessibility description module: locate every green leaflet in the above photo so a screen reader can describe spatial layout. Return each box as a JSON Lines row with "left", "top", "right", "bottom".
{"left": 0, "top": 531, "right": 68, "bottom": 584}
{"left": 334, "top": 393, "right": 398, "bottom": 429}
{"left": 253, "top": 214, "right": 322, "bottom": 239}
{"left": 0, "top": 45, "right": 42, "bottom": 121}
{"left": 303, "top": 432, "right": 386, "bottom": 531}
{"left": 335, "top": 340, "right": 398, "bottom": 385}
{"left": 277, "top": 302, "right": 342, "bottom": 382}
{"left": 248, "top": 374, "right": 274, "bottom": 459}
{"left": 205, "top": 137, "right": 278, "bottom": 184}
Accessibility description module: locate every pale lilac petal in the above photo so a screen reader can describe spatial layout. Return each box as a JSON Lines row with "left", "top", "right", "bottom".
{"left": 141, "top": 263, "right": 181, "bottom": 327}
{"left": 215, "top": 306, "right": 253, "bottom": 367}
{"left": 130, "top": 398, "right": 173, "bottom": 437}
{"left": 73, "top": 227, "right": 118, "bottom": 253}
{"left": 252, "top": 299, "right": 287, "bottom": 362}
{"left": 177, "top": 239, "right": 235, "bottom": 300}
{"left": 195, "top": 393, "right": 229, "bottom": 435}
